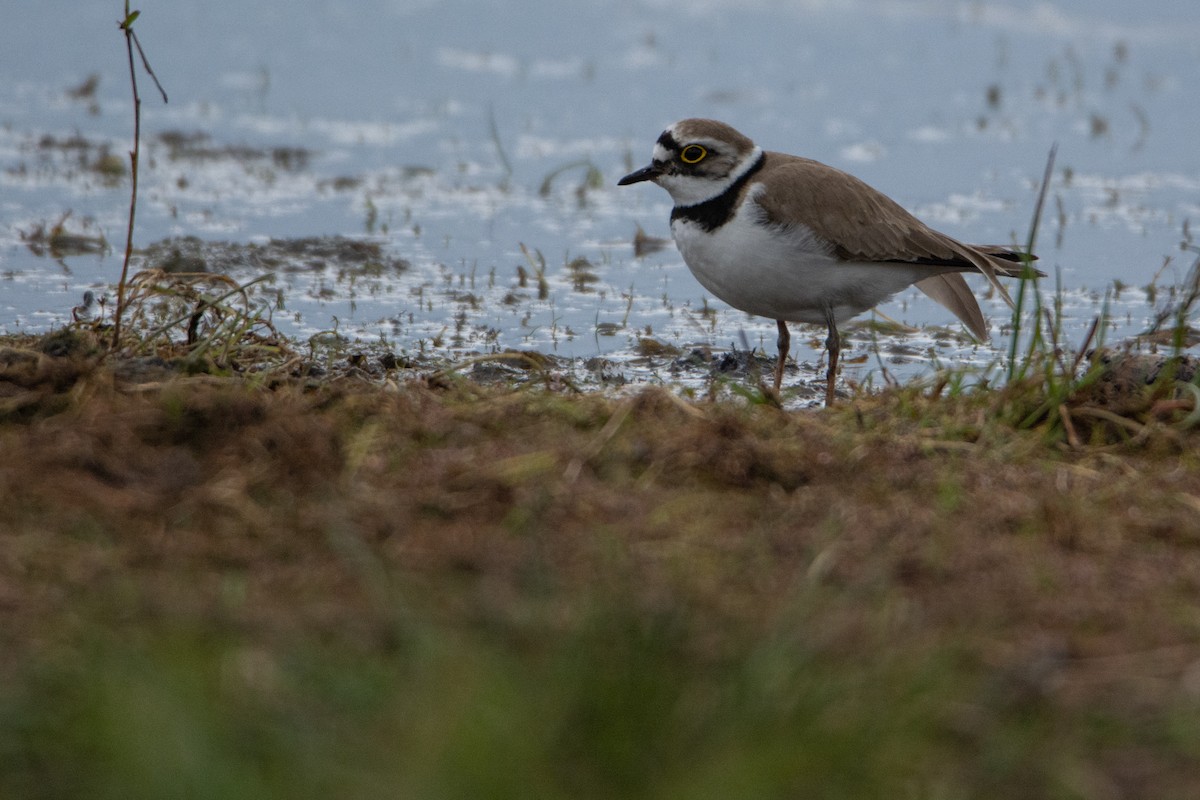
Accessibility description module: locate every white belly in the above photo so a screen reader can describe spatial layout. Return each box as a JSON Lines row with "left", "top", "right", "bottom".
{"left": 671, "top": 206, "right": 928, "bottom": 325}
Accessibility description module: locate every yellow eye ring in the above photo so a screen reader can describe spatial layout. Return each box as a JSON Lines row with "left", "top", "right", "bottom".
{"left": 680, "top": 144, "right": 707, "bottom": 164}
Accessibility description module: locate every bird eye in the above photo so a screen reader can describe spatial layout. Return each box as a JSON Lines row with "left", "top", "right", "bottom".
{"left": 679, "top": 144, "right": 707, "bottom": 164}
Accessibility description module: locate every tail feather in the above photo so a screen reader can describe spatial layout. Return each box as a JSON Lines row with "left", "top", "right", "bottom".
{"left": 951, "top": 243, "right": 1046, "bottom": 308}
{"left": 915, "top": 273, "right": 989, "bottom": 341}
{"left": 972, "top": 245, "right": 1045, "bottom": 279}
{"left": 955, "top": 247, "right": 1016, "bottom": 308}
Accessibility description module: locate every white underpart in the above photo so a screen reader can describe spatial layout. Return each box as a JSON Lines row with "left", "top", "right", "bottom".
{"left": 672, "top": 184, "right": 930, "bottom": 325}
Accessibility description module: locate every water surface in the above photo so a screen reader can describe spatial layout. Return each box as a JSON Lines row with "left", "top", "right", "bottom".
{"left": 3, "top": 0, "right": 1197, "bottom": 390}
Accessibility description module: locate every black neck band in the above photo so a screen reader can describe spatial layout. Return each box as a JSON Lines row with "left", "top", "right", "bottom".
{"left": 670, "top": 152, "right": 766, "bottom": 232}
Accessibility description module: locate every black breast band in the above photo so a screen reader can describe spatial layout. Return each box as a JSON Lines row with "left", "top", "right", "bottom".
{"left": 670, "top": 152, "right": 766, "bottom": 232}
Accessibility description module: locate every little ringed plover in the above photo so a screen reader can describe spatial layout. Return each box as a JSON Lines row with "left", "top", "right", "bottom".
{"left": 619, "top": 118, "right": 1041, "bottom": 405}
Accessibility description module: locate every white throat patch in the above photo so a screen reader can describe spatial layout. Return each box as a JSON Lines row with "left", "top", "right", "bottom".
{"left": 657, "top": 145, "right": 764, "bottom": 207}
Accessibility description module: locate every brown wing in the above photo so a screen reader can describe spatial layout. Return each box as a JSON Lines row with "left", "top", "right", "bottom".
{"left": 752, "top": 152, "right": 1033, "bottom": 303}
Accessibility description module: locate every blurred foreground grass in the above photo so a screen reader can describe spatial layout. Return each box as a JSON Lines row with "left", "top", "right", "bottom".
{"left": 2, "top": 329, "right": 1200, "bottom": 799}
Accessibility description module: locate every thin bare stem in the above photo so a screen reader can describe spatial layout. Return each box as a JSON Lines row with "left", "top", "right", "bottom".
{"left": 487, "top": 106, "right": 513, "bottom": 180}
{"left": 111, "top": 16, "right": 141, "bottom": 352}
{"left": 131, "top": 29, "right": 168, "bottom": 103}
{"left": 110, "top": 7, "right": 166, "bottom": 352}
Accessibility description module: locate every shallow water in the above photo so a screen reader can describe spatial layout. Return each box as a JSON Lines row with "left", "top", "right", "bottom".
{"left": 2, "top": 0, "right": 1198, "bottom": 392}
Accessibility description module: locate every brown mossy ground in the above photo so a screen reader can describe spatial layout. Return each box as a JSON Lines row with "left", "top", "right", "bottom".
{"left": 2, "top": 330, "right": 1200, "bottom": 798}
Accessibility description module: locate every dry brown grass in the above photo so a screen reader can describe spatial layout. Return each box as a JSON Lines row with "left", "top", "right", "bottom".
{"left": 2, "top": 330, "right": 1200, "bottom": 798}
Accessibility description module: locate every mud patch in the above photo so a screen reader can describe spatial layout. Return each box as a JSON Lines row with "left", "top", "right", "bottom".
{"left": 138, "top": 235, "right": 410, "bottom": 277}
{"left": 158, "top": 129, "right": 312, "bottom": 171}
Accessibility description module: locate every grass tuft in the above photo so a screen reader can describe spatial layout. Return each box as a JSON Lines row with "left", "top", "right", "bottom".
{"left": 4, "top": 335, "right": 1200, "bottom": 797}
